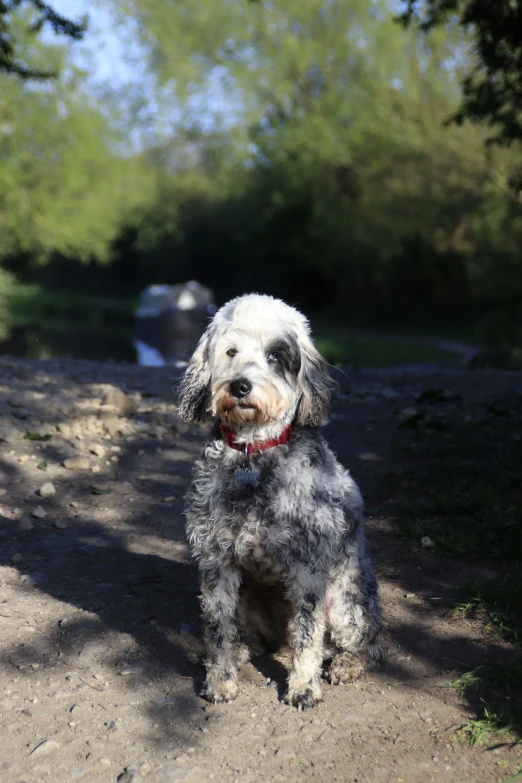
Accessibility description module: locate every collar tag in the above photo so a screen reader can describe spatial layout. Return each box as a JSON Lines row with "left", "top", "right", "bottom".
{"left": 235, "top": 467, "right": 261, "bottom": 487}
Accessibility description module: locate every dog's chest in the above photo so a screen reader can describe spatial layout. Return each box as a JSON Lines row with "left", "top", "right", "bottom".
{"left": 233, "top": 513, "right": 286, "bottom": 581}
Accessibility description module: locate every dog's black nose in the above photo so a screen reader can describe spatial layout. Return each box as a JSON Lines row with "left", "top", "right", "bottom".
{"left": 229, "top": 378, "right": 252, "bottom": 399}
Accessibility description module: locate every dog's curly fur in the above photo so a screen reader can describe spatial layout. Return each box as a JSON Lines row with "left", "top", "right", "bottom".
{"left": 178, "top": 294, "right": 382, "bottom": 708}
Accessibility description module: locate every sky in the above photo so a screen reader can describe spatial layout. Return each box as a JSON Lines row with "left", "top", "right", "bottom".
{"left": 50, "top": 0, "right": 141, "bottom": 90}
{"left": 47, "top": 0, "right": 240, "bottom": 145}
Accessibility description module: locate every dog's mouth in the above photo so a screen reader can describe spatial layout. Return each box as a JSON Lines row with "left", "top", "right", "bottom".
{"left": 216, "top": 392, "right": 271, "bottom": 425}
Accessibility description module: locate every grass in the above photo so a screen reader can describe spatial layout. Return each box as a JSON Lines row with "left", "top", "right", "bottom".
{"left": 449, "top": 573, "right": 522, "bottom": 745}
{"left": 395, "top": 487, "right": 522, "bottom": 560}
{"left": 5, "top": 283, "right": 135, "bottom": 328}
{"left": 390, "top": 410, "right": 522, "bottom": 749}
{"left": 456, "top": 705, "right": 521, "bottom": 748}
{"left": 314, "top": 330, "right": 459, "bottom": 368}
{"left": 3, "top": 283, "right": 467, "bottom": 367}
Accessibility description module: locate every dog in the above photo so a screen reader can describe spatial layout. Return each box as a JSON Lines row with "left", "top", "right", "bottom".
{"left": 178, "top": 294, "right": 381, "bottom": 708}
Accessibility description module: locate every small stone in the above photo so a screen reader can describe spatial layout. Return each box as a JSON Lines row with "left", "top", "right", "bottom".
{"left": 0, "top": 488, "right": 7, "bottom": 496}
{"left": 79, "top": 640, "right": 106, "bottom": 661}
{"left": 91, "top": 465, "right": 101, "bottom": 474}
{"left": 164, "top": 496, "right": 176, "bottom": 503}
{"left": 421, "top": 536, "right": 435, "bottom": 548}
{"left": 11, "top": 553, "right": 22, "bottom": 563}
{"left": 380, "top": 387, "right": 400, "bottom": 401}
{"left": 63, "top": 456, "right": 90, "bottom": 470}
{"left": 118, "top": 770, "right": 142, "bottom": 783}
{"left": 32, "top": 506, "right": 47, "bottom": 519}
{"left": 119, "top": 663, "right": 145, "bottom": 676}
{"left": 90, "top": 444, "right": 106, "bottom": 459}
{"left": 54, "top": 519, "right": 68, "bottom": 529}
{"left": 18, "top": 454, "right": 30, "bottom": 464}
{"left": 99, "top": 757, "right": 111, "bottom": 766}
{"left": 153, "top": 766, "right": 194, "bottom": 782}
{"left": 20, "top": 517, "right": 34, "bottom": 531}
{"left": 397, "top": 407, "right": 423, "bottom": 427}
{"left": 39, "top": 482, "right": 56, "bottom": 498}
{"left": 30, "top": 738, "right": 60, "bottom": 756}
{"left": 70, "top": 764, "right": 92, "bottom": 779}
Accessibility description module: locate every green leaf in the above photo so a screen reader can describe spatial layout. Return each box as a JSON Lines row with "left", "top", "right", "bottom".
{"left": 24, "top": 432, "right": 52, "bottom": 441}
{"left": 36, "top": 460, "right": 48, "bottom": 471}
{"left": 91, "top": 488, "right": 114, "bottom": 495}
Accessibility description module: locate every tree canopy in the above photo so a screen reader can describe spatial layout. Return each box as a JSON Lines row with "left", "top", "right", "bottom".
{"left": 399, "top": 1, "right": 522, "bottom": 148}
{"left": 0, "top": 0, "right": 85, "bottom": 78}
{"left": 1, "top": 0, "right": 522, "bottom": 365}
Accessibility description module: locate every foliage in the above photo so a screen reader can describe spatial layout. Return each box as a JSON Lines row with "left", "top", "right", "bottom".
{"left": 0, "top": 20, "right": 156, "bottom": 266}
{"left": 0, "top": 0, "right": 85, "bottom": 78}
{"left": 399, "top": 1, "right": 522, "bottom": 151}
{"left": 0, "top": 265, "right": 14, "bottom": 340}
{"left": 1, "top": 0, "right": 522, "bottom": 364}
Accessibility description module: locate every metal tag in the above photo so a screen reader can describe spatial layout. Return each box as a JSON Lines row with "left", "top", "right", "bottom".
{"left": 235, "top": 467, "right": 261, "bottom": 487}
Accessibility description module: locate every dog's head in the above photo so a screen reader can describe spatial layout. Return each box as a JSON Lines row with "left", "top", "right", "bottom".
{"left": 177, "top": 294, "right": 333, "bottom": 430}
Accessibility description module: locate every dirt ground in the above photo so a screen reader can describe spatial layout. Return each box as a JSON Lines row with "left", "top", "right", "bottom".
{"left": 0, "top": 355, "right": 521, "bottom": 783}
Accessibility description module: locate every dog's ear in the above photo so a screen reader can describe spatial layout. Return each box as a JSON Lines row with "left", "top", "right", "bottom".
{"left": 296, "top": 336, "right": 333, "bottom": 427}
{"left": 177, "top": 327, "right": 213, "bottom": 423}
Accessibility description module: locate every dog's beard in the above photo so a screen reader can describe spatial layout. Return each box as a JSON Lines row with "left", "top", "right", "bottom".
{"left": 215, "top": 391, "right": 272, "bottom": 426}
{"left": 212, "top": 379, "right": 296, "bottom": 428}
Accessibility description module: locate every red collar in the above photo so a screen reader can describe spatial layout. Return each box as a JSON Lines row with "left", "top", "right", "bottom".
{"left": 220, "top": 423, "right": 293, "bottom": 455}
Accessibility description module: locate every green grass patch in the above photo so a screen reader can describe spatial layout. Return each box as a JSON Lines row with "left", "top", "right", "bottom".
{"left": 455, "top": 705, "right": 522, "bottom": 748}
{"left": 314, "top": 330, "right": 457, "bottom": 368}
{"left": 23, "top": 431, "right": 52, "bottom": 441}
{"left": 450, "top": 573, "right": 522, "bottom": 743}
{"left": 6, "top": 283, "right": 135, "bottom": 329}
{"left": 395, "top": 487, "right": 522, "bottom": 559}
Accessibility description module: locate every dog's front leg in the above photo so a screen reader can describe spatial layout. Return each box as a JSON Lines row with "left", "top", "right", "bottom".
{"left": 284, "top": 570, "right": 326, "bottom": 709}
{"left": 200, "top": 561, "right": 241, "bottom": 703}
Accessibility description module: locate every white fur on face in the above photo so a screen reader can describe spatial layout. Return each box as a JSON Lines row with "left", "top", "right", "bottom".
{"left": 208, "top": 324, "right": 298, "bottom": 435}
{"left": 177, "top": 294, "right": 333, "bottom": 440}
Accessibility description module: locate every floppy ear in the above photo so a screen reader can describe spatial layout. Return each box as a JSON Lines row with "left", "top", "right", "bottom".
{"left": 295, "top": 336, "right": 333, "bottom": 426}
{"left": 177, "top": 328, "right": 213, "bottom": 423}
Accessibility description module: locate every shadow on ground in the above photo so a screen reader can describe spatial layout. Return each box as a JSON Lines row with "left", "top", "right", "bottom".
{"left": 0, "top": 356, "right": 521, "bottom": 752}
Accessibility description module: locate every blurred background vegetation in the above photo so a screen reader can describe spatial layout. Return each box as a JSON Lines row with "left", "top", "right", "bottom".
{"left": 1, "top": 0, "right": 522, "bottom": 368}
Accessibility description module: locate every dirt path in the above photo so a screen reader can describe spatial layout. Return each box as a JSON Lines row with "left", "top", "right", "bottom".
{"left": 0, "top": 356, "right": 520, "bottom": 783}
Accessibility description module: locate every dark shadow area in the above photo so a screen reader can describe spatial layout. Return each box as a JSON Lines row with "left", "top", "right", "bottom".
{"left": 328, "top": 371, "right": 522, "bottom": 743}
{"left": 0, "top": 356, "right": 521, "bottom": 753}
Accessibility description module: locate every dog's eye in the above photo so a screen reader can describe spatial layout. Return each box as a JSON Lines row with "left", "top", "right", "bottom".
{"left": 226, "top": 348, "right": 237, "bottom": 358}
{"left": 267, "top": 352, "right": 279, "bottom": 364}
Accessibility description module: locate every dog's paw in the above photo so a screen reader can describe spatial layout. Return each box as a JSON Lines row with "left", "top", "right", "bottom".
{"left": 201, "top": 674, "right": 239, "bottom": 704}
{"left": 285, "top": 678, "right": 323, "bottom": 710}
{"left": 324, "top": 652, "right": 366, "bottom": 685}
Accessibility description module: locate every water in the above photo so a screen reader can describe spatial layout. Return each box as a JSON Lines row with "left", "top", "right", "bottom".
{"left": 0, "top": 324, "right": 195, "bottom": 366}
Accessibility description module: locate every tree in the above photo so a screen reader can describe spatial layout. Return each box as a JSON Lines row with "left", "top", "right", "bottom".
{"left": 0, "top": 0, "right": 85, "bottom": 78}
{"left": 0, "top": 10, "right": 156, "bottom": 267}
{"left": 398, "top": 1, "right": 522, "bottom": 147}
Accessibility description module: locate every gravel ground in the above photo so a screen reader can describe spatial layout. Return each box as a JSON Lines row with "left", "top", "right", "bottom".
{"left": 0, "top": 355, "right": 521, "bottom": 783}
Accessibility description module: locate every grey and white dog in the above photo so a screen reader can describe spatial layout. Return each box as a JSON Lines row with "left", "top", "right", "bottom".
{"left": 178, "top": 294, "right": 381, "bottom": 709}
